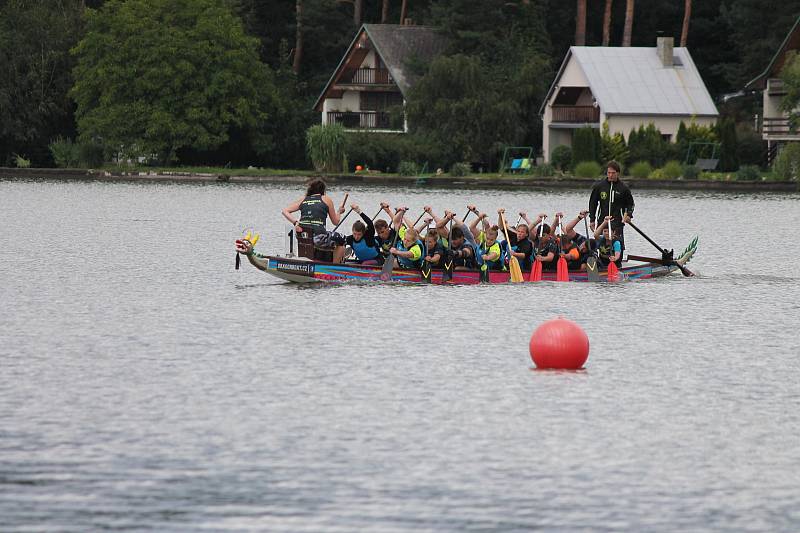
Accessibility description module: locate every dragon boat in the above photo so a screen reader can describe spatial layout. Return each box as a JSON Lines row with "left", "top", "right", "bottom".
{"left": 234, "top": 235, "right": 698, "bottom": 285}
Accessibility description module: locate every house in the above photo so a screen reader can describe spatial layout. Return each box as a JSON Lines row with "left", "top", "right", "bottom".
{"left": 744, "top": 16, "right": 800, "bottom": 165}
{"left": 314, "top": 24, "right": 447, "bottom": 133}
{"left": 540, "top": 37, "right": 718, "bottom": 163}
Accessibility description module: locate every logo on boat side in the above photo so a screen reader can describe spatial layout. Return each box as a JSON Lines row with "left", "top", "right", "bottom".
{"left": 276, "top": 261, "right": 314, "bottom": 275}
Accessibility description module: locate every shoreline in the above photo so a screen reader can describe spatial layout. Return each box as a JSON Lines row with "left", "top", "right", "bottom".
{"left": 1, "top": 167, "right": 797, "bottom": 192}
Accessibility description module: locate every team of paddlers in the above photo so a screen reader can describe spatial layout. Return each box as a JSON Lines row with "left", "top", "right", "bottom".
{"left": 281, "top": 161, "right": 636, "bottom": 274}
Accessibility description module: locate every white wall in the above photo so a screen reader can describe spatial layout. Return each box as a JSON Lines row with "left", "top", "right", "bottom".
{"left": 321, "top": 91, "right": 362, "bottom": 122}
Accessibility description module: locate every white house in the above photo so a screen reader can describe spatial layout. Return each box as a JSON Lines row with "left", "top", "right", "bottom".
{"left": 540, "top": 37, "right": 719, "bottom": 162}
{"left": 314, "top": 24, "right": 447, "bottom": 133}
{"left": 745, "top": 16, "right": 800, "bottom": 165}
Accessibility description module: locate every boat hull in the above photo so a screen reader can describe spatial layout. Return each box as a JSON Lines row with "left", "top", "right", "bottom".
{"left": 258, "top": 256, "right": 677, "bottom": 284}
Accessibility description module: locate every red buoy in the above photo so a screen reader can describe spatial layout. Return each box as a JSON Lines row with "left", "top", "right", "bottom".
{"left": 529, "top": 318, "right": 589, "bottom": 369}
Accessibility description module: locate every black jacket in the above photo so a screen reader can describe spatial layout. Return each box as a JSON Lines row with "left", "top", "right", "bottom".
{"left": 588, "top": 178, "right": 635, "bottom": 225}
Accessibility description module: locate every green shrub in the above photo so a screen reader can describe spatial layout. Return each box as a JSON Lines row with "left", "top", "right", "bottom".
{"left": 344, "top": 132, "right": 443, "bottom": 173}
{"left": 600, "top": 121, "right": 629, "bottom": 167}
{"left": 735, "top": 165, "right": 761, "bottom": 181}
{"left": 79, "top": 140, "right": 105, "bottom": 167}
{"left": 736, "top": 123, "right": 765, "bottom": 167}
{"left": 649, "top": 168, "right": 666, "bottom": 179}
{"left": 397, "top": 161, "right": 419, "bottom": 176}
{"left": 306, "top": 123, "right": 347, "bottom": 172}
{"left": 662, "top": 160, "right": 683, "bottom": 179}
{"left": 629, "top": 161, "right": 653, "bottom": 179}
{"left": 718, "top": 117, "right": 739, "bottom": 172}
{"left": 574, "top": 160, "right": 602, "bottom": 178}
{"left": 572, "top": 127, "right": 597, "bottom": 168}
{"left": 531, "top": 162, "right": 555, "bottom": 177}
{"left": 628, "top": 123, "right": 668, "bottom": 167}
{"left": 449, "top": 162, "right": 471, "bottom": 177}
{"left": 13, "top": 153, "right": 30, "bottom": 168}
{"left": 49, "top": 137, "right": 80, "bottom": 168}
{"left": 682, "top": 164, "right": 701, "bottom": 179}
{"left": 773, "top": 142, "right": 800, "bottom": 181}
{"left": 550, "top": 145, "right": 572, "bottom": 171}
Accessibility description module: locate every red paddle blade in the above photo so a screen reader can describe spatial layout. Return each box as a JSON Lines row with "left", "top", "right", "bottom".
{"left": 607, "top": 261, "right": 619, "bottom": 282}
{"left": 556, "top": 257, "right": 569, "bottom": 282}
{"left": 531, "top": 260, "right": 543, "bottom": 282}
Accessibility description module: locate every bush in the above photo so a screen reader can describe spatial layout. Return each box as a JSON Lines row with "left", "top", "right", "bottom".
{"left": 662, "top": 160, "right": 683, "bottom": 179}
{"left": 13, "top": 153, "right": 31, "bottom": 168}
{"left": 531, "top": 162, "right": 555, "bottom": 177}
{"left": 735, "top": 165, "right": 761, "bottom": 181}
{"left": 550, "top": 145, "right": 572, "bottom": 171}
{"left": 306, "top": 123, "right": 347, "bottom": 172}
{"left": 397, "top": 161, "right": 419, "bottom": 176}
{"left": 600, "top": 121, "right": 629, "bottom": 167}
{"left": 344, "top": 132, "right": 444, "bottom": 173}
{"left": 79, "top": 140, "right": 105, "bottom": 167}
{"left": 682, "top": 164, "right": 701, "bottom": 179}
{"left": 574, "top": 160, "right": 602, "bottom": 178}
{"left": 649, "top": 168, "right": 666, "bottom": 179}
{"left": 628, "top": 123, "right": 668, "bottom": 167}
{"left": 49, "top": 137, "right": 80, "bottom": 168}
{"left": 718, "top": 117, "right": 739, "bottom": 172}
{"left": 773, "top": 142, "right": 800, "bottom": 181}
{"left": 629, "top": 161, "right": 653, "bottom": 179}
{"left": 572, "top": 127, "right": 597, "bottom": 168}
{"left": 736, "top": 123, "right": 765, "bottom": 167}
{"left": 449, "top": 162, "right": 471, "bottom": 177}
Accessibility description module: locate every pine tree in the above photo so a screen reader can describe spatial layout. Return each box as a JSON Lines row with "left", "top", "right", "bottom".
{"left": 571, "top": 126, "right": 596, "bottom": 168}
{"left": 718, "top": 118, "right": 740, "bottom": 171}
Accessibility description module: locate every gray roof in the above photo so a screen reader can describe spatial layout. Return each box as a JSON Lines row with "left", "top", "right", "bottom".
{"left": 541, "top": 46, "right": 719, "bottom": 117}
{"left": 313, "top": 24, "right": 448, "bottom": 111}
{"left": 363, "top": 24, "right": 448, "bottom": 95}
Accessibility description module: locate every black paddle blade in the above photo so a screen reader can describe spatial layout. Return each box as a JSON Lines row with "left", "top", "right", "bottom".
{"left": 585, "top": 256, "right": 599, "bottom": 281}
{"left": 421, "top": 261, "right": 432, "bottom": 283}
{"left": 235, "top": 252, "right": 240, "bottom": 270}
{"left": 442, "top": 252, "right": 453, "bottom": 282}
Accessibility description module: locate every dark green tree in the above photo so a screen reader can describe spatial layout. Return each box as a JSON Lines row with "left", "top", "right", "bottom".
{"left": 406, "top": 54, "right": 520, "bottom": 166}
{"left": 0, "top": 0, "right": 85, "bottom": 166}
{"left": 71, "top": 0, "right": 275, "bottom": 164}
{"left": 718, "top": 117, "right": 739, "bottom": 171}
{"left": 571, "top": 127, "right": 597, "bottom": 167}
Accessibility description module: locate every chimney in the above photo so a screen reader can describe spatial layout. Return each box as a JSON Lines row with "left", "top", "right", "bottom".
{"left": 657, "top": 37, "right": 674, "bottom": 67}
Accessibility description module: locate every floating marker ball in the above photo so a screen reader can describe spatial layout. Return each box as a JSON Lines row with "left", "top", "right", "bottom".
{"left": 355, "top": 165, "right": 363, "bottom": 171}
{"left": 529, "top": 318, "right": 589, "bottom": 369}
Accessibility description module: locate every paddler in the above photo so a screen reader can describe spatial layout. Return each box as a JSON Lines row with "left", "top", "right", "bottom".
{"left": 588, "top": 160, "right": 634, "bottom": 248}
{"left": 389, "top": 207, "right": 425, "bottom": 270}
{"left": 344, "top": 203, "right": 381, "bottom": 264}
{"left": 593, "top": 215, "right": 623, "bottom": 267}
{"left": 281, "top": 178, "right": 347, "bottom": 262}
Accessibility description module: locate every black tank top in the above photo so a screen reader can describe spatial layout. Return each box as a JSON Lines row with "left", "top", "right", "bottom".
{"left": 299, "top": 194, "right": 329, "bottom": 234}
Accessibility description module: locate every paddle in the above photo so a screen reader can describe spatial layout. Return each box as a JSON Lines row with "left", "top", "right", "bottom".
{"left": 331, "top": 207, "right": 353, "bottom": 233}
{"left": 421, "top": 221, "right": 433, "bottom": 283}
{"left": 380, "top": 210, "right": 425, "bottom": 281}
{"left": 555, "top": 216, "right": 569, "bottom": 282}
{"left": 626, "top": 219, "right": 694, "bottom": 277}
{"left": 500, "top": 212, "right": 523, "bottom": 283}
{"left": 529, "top": 216, "right": 546, "bottom": 282}
{"left": 583, "top": 214, "right": 599, "bottom": 282}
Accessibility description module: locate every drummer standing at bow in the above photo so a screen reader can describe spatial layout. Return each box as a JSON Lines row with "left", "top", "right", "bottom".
{"left": 588, "top": 160, "right": 634, "bottom": 248}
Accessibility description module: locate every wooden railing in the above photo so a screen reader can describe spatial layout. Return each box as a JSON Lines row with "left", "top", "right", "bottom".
{"left": 345, "top": 68, "right": 393, "bottom": 85}
{"left": 762, "top": 117, "right": 794, "bottom": 135}
{"left": 551, "top": 105, "right": 600, "bottom": 123}
{"left": 326, "top": 111, "right": 398, "bottom": 130}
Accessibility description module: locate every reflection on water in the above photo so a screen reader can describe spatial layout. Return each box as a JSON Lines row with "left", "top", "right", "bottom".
{"left": 1, "top": 179, "right": 799, "bottom": 531}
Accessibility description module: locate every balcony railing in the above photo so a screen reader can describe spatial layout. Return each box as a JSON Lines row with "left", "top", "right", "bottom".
{"left": 551, "top": 105, "right": 600, "bottom": 123}
{"left": 327, "top": 111, "right": 400, "bottom": 130}
{"left": 344, "top": 68, "right": 393, "bottom": 85}
{"left": 762, "top": 117, "right": 796, "bottom": 135}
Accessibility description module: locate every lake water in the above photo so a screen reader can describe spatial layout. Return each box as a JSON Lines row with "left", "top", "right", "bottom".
{"left": 2, "top": 178, "right": 799, "bottom": 531}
